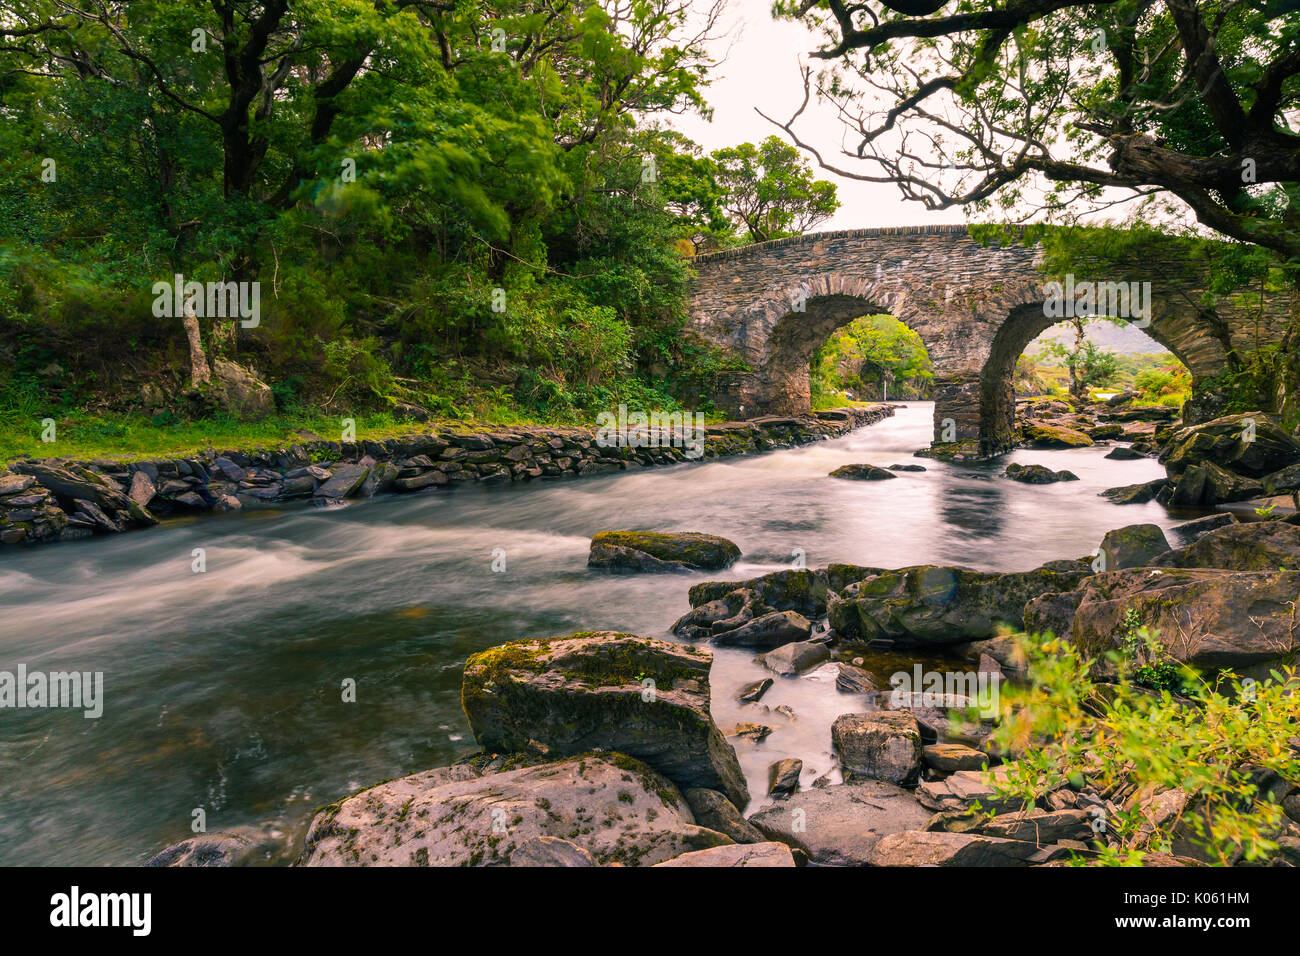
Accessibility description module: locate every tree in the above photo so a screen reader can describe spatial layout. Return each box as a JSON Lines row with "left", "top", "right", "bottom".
{"left": 768, "top": 0, "right": 1300, "bottom": 407}
{"left": 711, "top": 135, "right": 840, "bottom": 242}
{"left": 1040, "top": 317, "right": 1120, "bottom": 401}
{"left": 0, "top": 1, "right": 733, "bottom": 415}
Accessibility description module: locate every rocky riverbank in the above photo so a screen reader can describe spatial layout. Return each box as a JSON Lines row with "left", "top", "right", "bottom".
{"left": 148, "top": 516, "right": 1300, "bottom": 868}
{"left": 0, "top": 404, "right": 894, "bottom": 551}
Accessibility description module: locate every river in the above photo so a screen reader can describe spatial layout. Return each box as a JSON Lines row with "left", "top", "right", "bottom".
{"left": 0, "top": 402, "right": 1179, "bottom": 865}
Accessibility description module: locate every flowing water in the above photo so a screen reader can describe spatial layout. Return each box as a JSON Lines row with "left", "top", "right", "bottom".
{"left": 0, "top": 402, "right": 1181, "bottom": 865}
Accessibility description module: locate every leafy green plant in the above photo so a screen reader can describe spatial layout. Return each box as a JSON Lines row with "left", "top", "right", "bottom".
{"left": 1115, "top": 607, "right": 1186, "bottom": 693}
{"left": 990, "top": 634, "right": 1300, "bottom": 866}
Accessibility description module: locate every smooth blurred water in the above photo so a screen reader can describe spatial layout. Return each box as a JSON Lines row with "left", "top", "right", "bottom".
{"left": 0, "top": 402, "right": 1180, "bottom": 865}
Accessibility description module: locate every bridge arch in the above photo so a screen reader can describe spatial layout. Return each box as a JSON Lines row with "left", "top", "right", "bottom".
{"left": 687, "top": 225, "right": 1287, "bottom": 456}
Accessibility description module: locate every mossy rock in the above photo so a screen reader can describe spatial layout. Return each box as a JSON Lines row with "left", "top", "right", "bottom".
{"left": 1004, "top": 463, "right": 1079, "bottom": 484}
{"left": 588, "top": 530, "right": 741, "bottom": 572}
{"left": 298, "top": 753, "right": 733, "bottom": 867}
{"left": 1097, "top": 523, "right": 1171, "bottom": 570}
{"left": 1020, "top": 421, "right": 1094, "bottom": 448}
{"left": 687, "top": 568, "right": 827, "bottom": 616}
{"left": 1162, "top": 412, "right": 1300, "bottom": 479}
{"left": 829, "top": 463, "right": 896, "bottom": 481}
{"left": 827, "top": 563, "right": 1091, "bottom": 647}
{"left": 461, "top": 631, "right": 748, "bottom": 806}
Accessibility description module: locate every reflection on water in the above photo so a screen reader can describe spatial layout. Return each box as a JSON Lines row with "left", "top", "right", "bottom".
{"left": 0, "top": 403, "right": 1177, "bottom": 865}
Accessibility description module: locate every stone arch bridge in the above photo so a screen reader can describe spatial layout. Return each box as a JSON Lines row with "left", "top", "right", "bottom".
{"left": 688, "top": 225, "right": 1289, "bottom": 456}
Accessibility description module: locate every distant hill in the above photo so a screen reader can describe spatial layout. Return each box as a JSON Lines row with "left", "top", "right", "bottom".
{"left": 1029, "top": 318, "right": 1166, "bottom": 356}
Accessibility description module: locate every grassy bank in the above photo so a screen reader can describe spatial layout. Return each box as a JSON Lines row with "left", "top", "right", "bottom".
{"left": 0, "top": 409, "right": 578, "bottom": 465}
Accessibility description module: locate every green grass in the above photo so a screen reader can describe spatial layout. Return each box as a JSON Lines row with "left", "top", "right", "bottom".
{"left": 0, "top": 409, "right": 567, "bottom": 464}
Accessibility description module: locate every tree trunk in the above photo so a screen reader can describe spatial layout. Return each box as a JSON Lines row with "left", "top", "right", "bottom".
{"left": 183, "top": 300, "right": 211, "bottom": 387}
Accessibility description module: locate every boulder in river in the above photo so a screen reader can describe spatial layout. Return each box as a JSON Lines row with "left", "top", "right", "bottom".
{"left": 747, "top": 781, "right": 932, "bottom": 866}
{"left": 461, "top": 631, "right": 748, "bottom": 806}
{"left": 829, "top": 463, "right": 896, "bottom": 481}
{"left": 711, "top": 610, "right": 812, "bottom": 649}
{"left": 827, "top": 563, "right": 1091, "bottom": 648}
{"left": 755, "top": 640, "right": 831, "bottom": 676}
{"left": 1151, "top": 520, "right": 1300, "bottom": 572}
{"left": 1097, "top": 523, "right": 1171, "bottom": 570}
{"left": 298, "top": 754, "right": 732, "bottom": 867}
{"left": 737, "top": 678, "right": 773, "bottom": 703}
{"left": 685, "top": 569, "right": 835, "bottom": 622}
{"left": 683, "top": 788, "right": 767, "bottom": 844}
{"left": 1161, "top": 412, "right": 1300, "bottom": 479}
{"left": 1100, "top": 478, "right": 1166, "bottom": 504}
{"left": 587, "top": 530, "right": 740, "bottom": 573}
{"left": 1021, "top": 421, "right": 1094, "bottom": 448}
{"left": 832, "top": 712, "right": 923, "bottom": 786}
{"left": 1166, "top": 461, "right": 1265, "bottom": 507}
{"left": 768, "top": 758, "right": 803, "bottom": 797}
{"left": 1004, "top": 463, "right": 1079, "bottom": 484}
{"left": 1103, "top": 445, "right": 1146, "bottom": 461}
{"left": 1169, "top": 513, "right": 1237, "bottom": 545}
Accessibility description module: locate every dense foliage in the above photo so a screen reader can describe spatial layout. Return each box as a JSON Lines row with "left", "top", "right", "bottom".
{"left": 810, "top": 313, "right": 932, "bottom": 406}
{"left": 1, "top": 0, "right": 841, "bottom": 442}
{"left": 775, "top": 0, "right": 1300, "bottom": 415}
{"left": 990, "top": 633, "right": 1300, "bottom": 866}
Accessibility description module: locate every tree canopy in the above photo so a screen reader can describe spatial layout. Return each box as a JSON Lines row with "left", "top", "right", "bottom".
{"left": 771, "top": 0, "right": 1299, "bottom": 266}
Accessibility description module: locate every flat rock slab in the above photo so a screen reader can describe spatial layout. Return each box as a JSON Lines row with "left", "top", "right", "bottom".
{"left": 917, "top": 765, "right": 1029, "bottom": 815}
{"left": 315, "top": 463, "right": 371, "bottom": 499}
{"left": 653, "top": 842, "right": 796, "bottom": 867}
{"left": 868, "top": 830, "right": 1051, "bottom": 866}
{"left": 973, "top": 809, "right": 1091, "bottom": 845}
{"left": 748, "top": 781, "right": 932, "bottom": 866}
{"left": 923, "top": 743, "right": 989, "bottom": 772}
{"left": 462, "top": 631, "right": 748, "bottom": 805}
{"left": 299, "top": 754, "right": 732, "bottom": 867}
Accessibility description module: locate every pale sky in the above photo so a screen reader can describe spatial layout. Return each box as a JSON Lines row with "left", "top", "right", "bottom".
{"left": 669, "top": 2, "right": 966, "bottom": 231}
